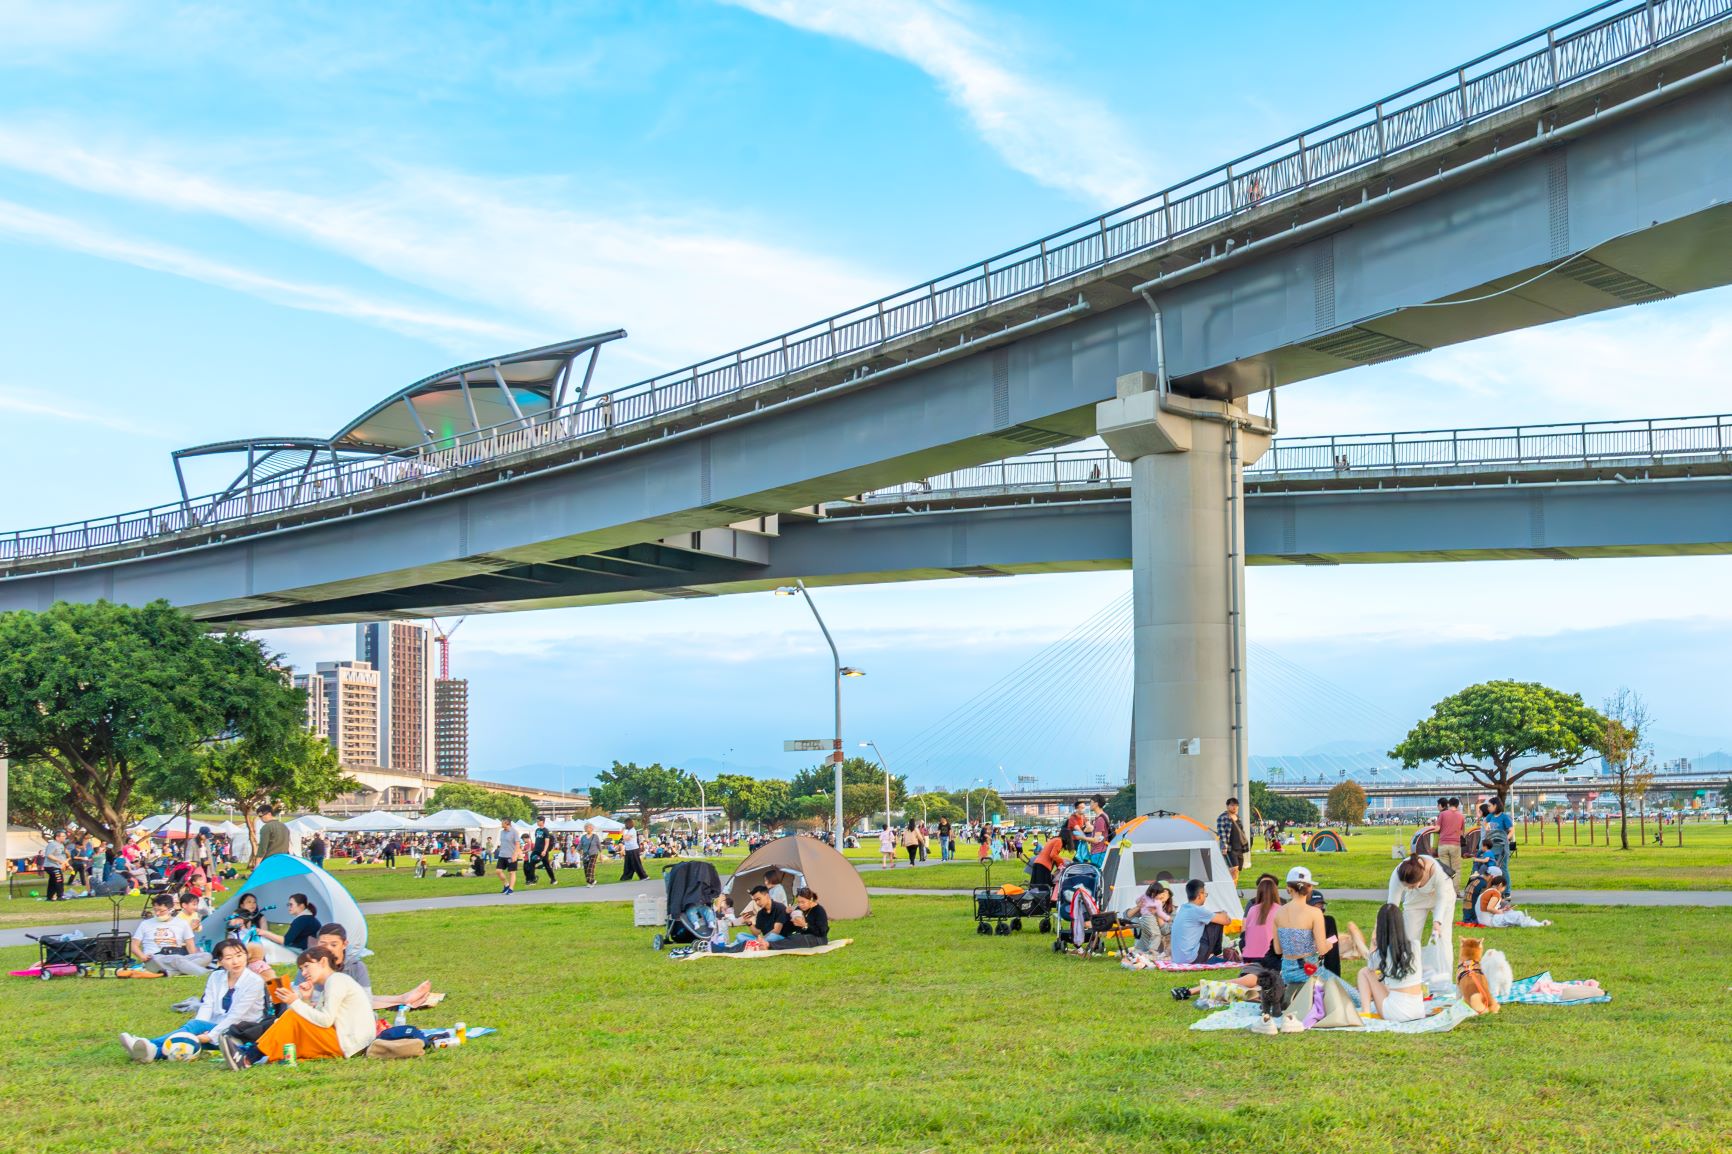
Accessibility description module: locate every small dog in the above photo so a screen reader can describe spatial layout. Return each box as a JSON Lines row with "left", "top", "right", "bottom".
{"left": 1456, "top": 938, "right": 1499, "bottom": 1014}
{"left": 1481, "top": 948, "right": 1513, "bottom": 1002}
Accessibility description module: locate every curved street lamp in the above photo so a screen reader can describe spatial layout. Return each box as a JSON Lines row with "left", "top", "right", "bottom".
{"left": 776, "top": 581, "right": 863, "bottom": 849}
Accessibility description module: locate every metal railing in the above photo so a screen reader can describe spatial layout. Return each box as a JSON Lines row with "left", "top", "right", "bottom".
{"left": 4, "top": 0, "right": 1730, "bottom": 568}
{"left": 848, "top": 413, "right": 1732, "bottom": 504}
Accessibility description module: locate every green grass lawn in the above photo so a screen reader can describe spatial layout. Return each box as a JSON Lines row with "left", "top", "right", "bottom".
{"left": 2, "top": 895, "right": 1727, "bottom": 1153}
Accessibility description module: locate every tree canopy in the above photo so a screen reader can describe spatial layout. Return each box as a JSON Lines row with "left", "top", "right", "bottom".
{"left": 1389, "top": 680, "right": 1609, "bottom": 803}
{"left": 589, "top": 761, "right": 697, "bottom": 828}
{"left": 790, "top": 757, "right": 905, "bottom": 804}
{"left": 1103, "top": 784, "right": 1138, "bottom": 824}
{"left": 1324, "top": 780, "right": 1367, "bottom": 827}
{"left": 424, "top": 781, "right": 536, "bottom": 824}
{"left": 6, "top": 759, "right": 78, "bottom": 830}
{"left": 1249, "top": 780, "right": 1320, "bottom": 826}
{"left": 0, "top": 600, "right": 322, "bottom": 848}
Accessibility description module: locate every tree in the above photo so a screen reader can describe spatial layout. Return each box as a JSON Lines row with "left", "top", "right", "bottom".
{"left": 424, "top": 781, "right": 536, "bottom": 824}
{"left": 794, "top": 792, "right": 833, "bottom": 832}
{"left": 6, "top": 759, "right": 77, "bottom": 830}
{"left": 589, "top": 761, "right": 696, "bottom": 828}
{"left": 1249, "top": 780, "right": 1319, "bottom": 826}
{"left": 1325, "top": 780, "right": 1367, "bottom": 829}
{"left": 904, "top": 792, "right": 964, "bottom": 824}
{"left": 942, "top": 786, "right": 1004, "bottom": 825}
{"left": 1389, "top": 680, "right": 1609, "bottom": 806}
{"left": 740, "top": 778, "right": 795, "bottom": 829}
{"left": 0, "top": 600, "right": 285, "bottom": 850}
{"left": 1103, "top": 784, "right": 1138, "bottom": 824}
{"left": 790, "top": 757, "right": 905, "bottom": 804}
{"left": 1601, "top": 687, "right": 1658, "bottom": 852}
{"left": 842, "top": 782, "right": 890, "bottom": 830}
{"left": 711, "top": 773, "right": 761, "bottom": 833}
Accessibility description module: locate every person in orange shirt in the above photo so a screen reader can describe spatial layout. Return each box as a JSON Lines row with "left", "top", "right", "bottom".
{"left": 1028, "top": 827, "right": 1073, "bottom": 888}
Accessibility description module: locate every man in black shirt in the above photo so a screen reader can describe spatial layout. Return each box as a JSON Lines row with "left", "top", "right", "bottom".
{"left": 772, "top": 888, "right": 830, "bottom": 949}
{"left": 524, "top": 818, "right": 558, "bottom": 887}
{"left": 936, "top": 817, "right": 953, "bottom": 861}
{"left": 751, "top": 886, "right": 790, "bottom": 943}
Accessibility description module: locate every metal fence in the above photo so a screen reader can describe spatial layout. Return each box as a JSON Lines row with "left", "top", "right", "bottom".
{"left": 851, "top": 413, "right": 1732, "bottom": 503}
{"left": 4, "top": 0, "right": 1730, "bottom": 567}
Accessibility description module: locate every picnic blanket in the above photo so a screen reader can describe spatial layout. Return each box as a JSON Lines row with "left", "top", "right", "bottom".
{"left": 1191, "top": 998, "right": 1478, "bottom": 1035}
{"left": 1149, "top": 958, "right": 1243, "bottom": 972}
{"left": 1500, "top": 971, "right": 1611, "bottom": 1006}
{"left": 678, "top": 939, "right": 852, "bottom": 961}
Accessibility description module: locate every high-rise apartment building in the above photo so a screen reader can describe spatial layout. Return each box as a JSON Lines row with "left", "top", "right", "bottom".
{"left": 292, "top": 672, "right": 329, "bottom": 741}
{"left": 315, "top": 660, "right": 381, "bottom": 768}
{"left": 357, "top": 621, "right": 436, "bottom": 774}
{"left": 434, "top": 678, "right": 469, "bottom": 777}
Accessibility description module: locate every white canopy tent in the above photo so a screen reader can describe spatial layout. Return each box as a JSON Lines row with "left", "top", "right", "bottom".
{"left": 131, "top": 813, "right": 193, "bottom": 834}
{"left": 332, "top": 810, "right": 414, "bottom": 832}
{"left": 548, "top": 816, "right": 624, "bottom": 833}
{"left": 7, "top": 825, "right": 48, "bottom": 861}
{"left": 415, "top": 808, "right": 503, "bottom": 834}
{"left": 285, "top": 815, "right": 337, "bottom": 837}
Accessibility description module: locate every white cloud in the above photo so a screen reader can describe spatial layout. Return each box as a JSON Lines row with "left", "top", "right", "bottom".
{"left": 0, "top": 197, "right": 526, "bottom": 351}
{"left": 721, "top": 0, "right": 1156, "bottom": 206}
{"left": 0, "top": 128, "right": 893, "bottom": 375}
{"left": 0, "top": 383, "right": 164, "bottom": 434}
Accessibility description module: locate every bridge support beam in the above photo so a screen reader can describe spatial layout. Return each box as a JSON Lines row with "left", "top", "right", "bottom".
{"left": 1098, "top": 373, "right": 1271, "bottom": 833}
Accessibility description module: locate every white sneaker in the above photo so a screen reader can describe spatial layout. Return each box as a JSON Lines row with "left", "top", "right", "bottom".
{"left": 1278, "top": 1014, "right": 1306, "bottom": 1034}
{"left": 120, "top": 1033, "right": 154, "bottom": 1062}
{"left": 1250, "top": 1014, "right": 1279, "bottom": 1036}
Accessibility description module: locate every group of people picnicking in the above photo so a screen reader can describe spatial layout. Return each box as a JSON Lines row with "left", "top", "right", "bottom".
{"left": 114, "top": 805, "right": 442, "bottom": 1070}
{"left": 707, "top": 869, "right": 832, "bottom": 952}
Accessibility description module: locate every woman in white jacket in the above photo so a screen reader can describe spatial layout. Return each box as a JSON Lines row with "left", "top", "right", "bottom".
{"left": 121, "top": 939, "right": 268, "bottom": 1062}
{"left": 1387, "top": 852, "right": 1458, "bottom": 988}
{"left": 220, "top": 944, "right": 376, "bottom": 1068}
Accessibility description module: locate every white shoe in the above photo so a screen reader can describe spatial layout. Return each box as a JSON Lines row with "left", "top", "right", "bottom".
{"left": 120, "top": 1033, "right": 153, "bottom": 1062}
{"left": 1278, "top": 1014, "right": 1306, "bottom": 1034}
{"left": 1250, "top": 1014, "right": 1279, "bottom": 1036}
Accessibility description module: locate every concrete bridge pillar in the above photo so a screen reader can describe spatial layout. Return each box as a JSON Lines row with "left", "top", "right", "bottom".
{"left": 1098, "top": 373, "right": 1271, "bottom": 830}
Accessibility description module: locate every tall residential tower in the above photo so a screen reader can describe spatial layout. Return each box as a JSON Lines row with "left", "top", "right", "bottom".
{"left": 357, "top": 621, "right": 436, "bottom": 774}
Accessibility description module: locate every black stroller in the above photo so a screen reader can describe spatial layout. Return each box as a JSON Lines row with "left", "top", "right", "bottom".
{"left": 652, "top": 861, "right": 722, "bottom": 953}
{"left": 1050, "top": 861, "right": 1110, "bottom": 955}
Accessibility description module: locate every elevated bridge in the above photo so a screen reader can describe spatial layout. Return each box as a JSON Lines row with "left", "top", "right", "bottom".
{"left": 5, "top": 1, "right": 1732, "bottom": 824}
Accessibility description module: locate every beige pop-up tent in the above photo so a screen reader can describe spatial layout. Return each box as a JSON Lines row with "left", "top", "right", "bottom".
{"left": 727, "top": 836, "right": 870, "bottom": 920}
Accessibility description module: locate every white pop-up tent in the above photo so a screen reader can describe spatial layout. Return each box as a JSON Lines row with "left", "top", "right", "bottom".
{"left": 415, "top": 808, "right": 503, "bottom": 834}
{"left": 332, "top": 810, "right": 413, "bottom": 832}
{"left": 7, "top": 825, "right": 48, "bottom": 862}
{"left": 549, "top": 816, "right": 624, "bottom": 833}
{"left": 286, "top": 814, "right": 340, "bottom": 836}
{"left": 1099, "top": 813, "right": 1244, "bottom": 920}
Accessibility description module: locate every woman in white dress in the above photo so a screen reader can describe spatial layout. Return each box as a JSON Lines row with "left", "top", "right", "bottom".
{"left": 1387, "top": 852, "right": 1457, "bottom": 988}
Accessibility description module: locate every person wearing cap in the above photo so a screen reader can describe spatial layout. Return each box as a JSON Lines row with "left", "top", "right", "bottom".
{"left": 1305, "top": 887, "right": 1343, "bottom": 977}
{"left": 1272, "top": 866, "right": 1342, "bottom": 1006}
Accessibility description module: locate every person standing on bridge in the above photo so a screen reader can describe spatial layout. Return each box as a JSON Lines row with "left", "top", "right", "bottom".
{"left": 1216, "top": 798, "right": 1249, "bottom": 885}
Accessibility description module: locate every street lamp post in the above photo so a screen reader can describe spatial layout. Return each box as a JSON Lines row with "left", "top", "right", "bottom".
{"left": 859, "top": 740, "right": 895, "bottom": 832}
{"left": 691, "top": 773, "right": 707, "bottom": 854}
{"left": 777, "top": 580, "right": 862, "bottom": 850}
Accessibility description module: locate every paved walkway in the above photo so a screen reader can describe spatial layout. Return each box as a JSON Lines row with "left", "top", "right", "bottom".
{"left": 5, "top": 882, "right": 1729, "bottom": 948}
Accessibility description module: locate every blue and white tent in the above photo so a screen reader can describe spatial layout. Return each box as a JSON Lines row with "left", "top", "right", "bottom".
{"left": 199, "top": 855, "right": 368, "bottom": 957}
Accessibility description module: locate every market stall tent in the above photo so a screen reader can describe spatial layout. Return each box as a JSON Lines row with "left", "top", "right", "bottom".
{"left": 549, "top": 816, "right": 624, "bottom": 833}
{"left": 7, "top": 825, "right": 47, "bottom": 861}
{"left": 332, "top": 811, "right": 414, "bottom": 832}
{"left": 416, "top": 809, "right": 503, "bottom": 834}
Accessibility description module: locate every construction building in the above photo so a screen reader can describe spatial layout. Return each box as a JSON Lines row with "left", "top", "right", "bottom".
{"left": 357, "top": 621, "right": 436, "bottom": 774}
{"left": 434, "top": 678, "right": 469, "bottom": 777}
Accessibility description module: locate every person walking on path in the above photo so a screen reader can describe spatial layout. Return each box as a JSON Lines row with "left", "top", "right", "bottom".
{"left": 1215, "top": 798, "right": 1248, "bottom": 885}
{"left": 253, "top": 804, "right": 292, "bottom": 863}
{"left": 879, "top": 825, "right": 896, "bottom": 868}
{"left": 1434, "top": 798, "right": 1464, "bottom": 878}
{"left": 619, "top": 819, "right": 648, "bottom": 882}
{"left": 578, "top": 823, "right": 603, "bottom": 886}
{"left": 524, "top": 818, "right": 558, "bottom": 887}
{"left": 495, "top": 823, "right": 521, "bottom": 895}
{"left": 41, "top": 830, "right": 69, "bottom": 902}
{"left": 936, "top": 817, "right": 953, "bottom": 861}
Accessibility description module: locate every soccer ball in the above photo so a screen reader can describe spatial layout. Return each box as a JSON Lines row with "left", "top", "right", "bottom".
{"left": 160, "top": 1032, "right": 202, "bottom": 1062}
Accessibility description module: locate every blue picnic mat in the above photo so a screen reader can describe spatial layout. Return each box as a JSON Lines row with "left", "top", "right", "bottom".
{"left": 1500, "top": 971, "right": 1611, "bottom": 1006}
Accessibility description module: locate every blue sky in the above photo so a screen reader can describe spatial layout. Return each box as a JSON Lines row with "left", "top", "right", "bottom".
{"left": 3, "top": 1, "right": 1730, "bottom": 790}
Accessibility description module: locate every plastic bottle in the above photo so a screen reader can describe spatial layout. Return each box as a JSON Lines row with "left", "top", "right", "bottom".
{"left": 394, "top": 1005, "right": 409, "bottom": 1027}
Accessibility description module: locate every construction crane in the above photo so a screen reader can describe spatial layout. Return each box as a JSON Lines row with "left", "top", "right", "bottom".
{"left": 430, "top": 617, "right": 467, "bottom": 680}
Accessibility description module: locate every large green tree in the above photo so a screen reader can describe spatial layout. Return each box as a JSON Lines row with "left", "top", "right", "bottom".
{"left": 0, "top": 600, "right": 284, "bottom": 849}
{"left": 1249, "top": 780, "right": 1320, "bottom": 826}
{"left": 790, "top": 757, "right": 906, "bottom": 804}
{"left": 424, "top": 781, "right": 536, "bottom": 824}
{"left": 1325, "top": 780, "right": 1367, "bottom": 829}
{"left": 6, "top": 759, "right": 78, "bottom": 830}
{"left": 739, "top": 778, "right": 795, "bottom": 830}
{"left": 1103, "top": 784, "right": 1138, "bottom": 824}
{"left": 1390, "top": 680, "right": 1609, "bottom": 805}
{"left": 710, "top": 773, "right": 760, "bottom": 832}
{"left": 589, "top": 761, "right": 696, "bottom": 828}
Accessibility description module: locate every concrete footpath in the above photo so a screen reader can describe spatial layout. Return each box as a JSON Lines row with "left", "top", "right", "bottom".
{"left": 4, "top": 879, "right": 1729, "bottom": 949}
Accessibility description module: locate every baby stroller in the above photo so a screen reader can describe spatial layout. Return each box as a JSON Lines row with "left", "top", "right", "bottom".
{"left": 652, "top": 861, "right": 722, "bottom": 952}
{"left": 1051, "top": 861, "right": 1109, "bottom": 955}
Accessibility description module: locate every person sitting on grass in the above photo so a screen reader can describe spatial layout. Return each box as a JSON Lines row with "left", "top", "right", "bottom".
{"left": 719, "top": 885, "right": 789, "bottom": 950}
{"left": 121, "top": 939, "right": 267, "bottom": 1061}
{"left": 314, "top": 923, "right": 436, "bottom": 1010}
{"left": 1474, "top": 876, "right": 1552, "bottom": 928}
{"left": 771, "top": 888, "right": 831, "bottom": 950}
{"left": 174, "top": 891, "right": 205, "bottom": 935}
{"left": 1170, "top": 879, "right": 1231, "bottom": 965}
{"left": 129, "top": 893, "right": 212, "bottom": 976}
{"left": 1348, "top": 903, "right": 1426, "bottom": 1022}
{"left": 219, "top": 945, "right": 375, "bottom": 1069}
{"left": 257, "top": 892, "right": 321, "bottom": 953}
{"left": 1124, "top": 881, "right": 1176, "bottom": 958}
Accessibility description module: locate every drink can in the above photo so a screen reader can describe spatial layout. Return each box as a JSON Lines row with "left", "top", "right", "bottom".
{"left": 282, "top": 1043, "right": 298, "bottom": 1066}
{"left": 455, "top": 1021, "right": 467, "bottom": 1044}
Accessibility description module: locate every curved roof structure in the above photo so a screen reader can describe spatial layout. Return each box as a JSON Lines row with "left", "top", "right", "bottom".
{"left": 171, "top": 331, "right": 625, "bottom": 498}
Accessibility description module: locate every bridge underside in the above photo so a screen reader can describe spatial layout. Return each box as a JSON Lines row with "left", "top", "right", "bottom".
{"left": 157, "top": 476, "right": 1732, "bottom": 625}
{"left": 6, "top": 47, "right": 1732, "bottom": 625}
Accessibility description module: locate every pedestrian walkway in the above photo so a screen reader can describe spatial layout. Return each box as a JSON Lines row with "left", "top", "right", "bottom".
{"left": 5, "top": 880, "right": 1726, "bottom": 949}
